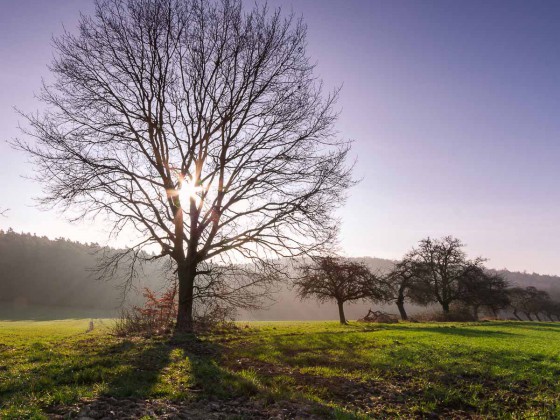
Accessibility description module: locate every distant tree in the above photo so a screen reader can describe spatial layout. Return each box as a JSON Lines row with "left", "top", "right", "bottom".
{"left": 507, "top": 286, "right": 551, "bottom": 321}
{"left": 524, "top": 287, "right": 551, "bottom": 321}
{"left": 404, "top": 236, "right": 485, "bottom": 314}
{"left": 542, "top": 299, "right": 560, "bottom": 322}
{"left": 295, "top": 256, "right": 383, "bottom": 324}
{"left": 458, "top": 269, "right": 509, "bottom": 320}
{"left": 15, "top": 0, "right": 353, "bottom": 332}
{"left": 383, "top": 260, "right": 432, "bottom": 320}
{"left": 507, "top": 287, "right": 530, "bottom": 320}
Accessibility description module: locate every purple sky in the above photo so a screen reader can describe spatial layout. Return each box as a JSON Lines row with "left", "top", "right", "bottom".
{"left": 1, "top": 0, "right": 560, "bottom": 274}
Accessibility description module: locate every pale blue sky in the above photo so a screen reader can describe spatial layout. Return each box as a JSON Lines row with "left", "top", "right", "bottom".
{"left": 1, "top": 0, "right": 559, "bottom": 274}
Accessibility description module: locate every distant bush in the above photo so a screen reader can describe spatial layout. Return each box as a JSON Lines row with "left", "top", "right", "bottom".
{"left": 416, "top": 306, "right": 476, "bottom": 322}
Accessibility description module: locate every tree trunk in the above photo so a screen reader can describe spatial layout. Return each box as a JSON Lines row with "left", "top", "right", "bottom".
{"left": 513, "top": 308, "right": 522, "bottom": 321}
{"left": 534, "top": 312, "right": 542, "bottom": 322}
{"left": 396, "top": 299, "right": 408, "bottom": 321}
{"left": 337, "top": 300, "right": 347, "bottom": 325}
{"left": 442, "top": 301, "right": 450, "bottom": 314}
{"left": 176, "top": 263, "right": 197, "bottom": 333}
{"left": 472, "top": 305, "right": 479, "bottom": 321}
{"left": 524, "top": 312, "right": 533, "bottom": 321}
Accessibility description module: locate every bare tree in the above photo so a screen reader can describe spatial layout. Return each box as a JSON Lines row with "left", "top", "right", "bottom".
{"left": 525, "top": 287, "right": 551, "bottom": 321}
{"left": 506, "top": 286, "right": 551, "bottom": 321}
{"left": 294, "top": 256, "right": 383, "bottom": 324}
{"left": 406, "top": 236, "right": 485, "bottom": 314}
{"left": 15, "top": 0, "right": 353, "bottom": 332}
{"left": 542, "top": 299, "right": 560, "bottom": 322}
{"left": 458, "top": 269, "right": 509, "bottom": 320}
{"left": 383, "top": 260, "right": 432, "bottom": 320}
{"left": 507, "top": 287, "right": 529, "bottom": 320}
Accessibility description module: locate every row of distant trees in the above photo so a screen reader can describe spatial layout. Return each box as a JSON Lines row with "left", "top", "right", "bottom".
{"left": 295, "top": 236, "right": 559, "bottom": 324}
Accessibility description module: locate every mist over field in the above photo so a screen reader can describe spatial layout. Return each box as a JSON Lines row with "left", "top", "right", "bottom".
{"left": 2, "top": 229, "right": 558, "bottom": 321}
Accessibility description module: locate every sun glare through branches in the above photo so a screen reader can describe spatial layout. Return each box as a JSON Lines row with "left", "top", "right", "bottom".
{"left": 178, "top": 176, "right": 203, "bottom": 207}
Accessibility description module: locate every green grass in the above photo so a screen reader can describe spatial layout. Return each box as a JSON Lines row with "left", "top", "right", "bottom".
{"left": 0, "top": 302, "right": 116, "bottom": 321}
{"left": 1, "top": 320, "right": 560, "bottom": 418}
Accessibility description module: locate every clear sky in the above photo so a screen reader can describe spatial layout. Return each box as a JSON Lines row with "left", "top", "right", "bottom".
{"left": 1, "top": 0, "right": 559, "bottom": 274}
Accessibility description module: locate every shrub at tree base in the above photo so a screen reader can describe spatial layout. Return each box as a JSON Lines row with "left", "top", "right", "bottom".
{"left": 113, "top": 287, "right": 178, "bottom": 337}
{"left": 113, "top": 286, "right": 238, "bottom": 336}
{"left": 191, "top": 300, "right": 238, "bottom": 333}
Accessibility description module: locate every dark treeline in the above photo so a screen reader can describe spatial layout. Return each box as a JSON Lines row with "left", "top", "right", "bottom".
{"left": 0, "top": 229, "right": 165, "bottom": 310}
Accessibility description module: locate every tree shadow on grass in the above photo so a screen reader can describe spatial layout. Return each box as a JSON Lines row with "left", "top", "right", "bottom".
{"left": 24, "top": 339, "right": 178, "bottom": 402}
{"left": 97, "top": 334, "right": 264, "bottom": 401}
{"left": 87, "top": 335, "right": 338, "bottom": 419}
{"left": 39, "top": 334, "right": 300, "bottom": 419}
{"left": 100, "top": 338, "right": 174, "bottom": 398}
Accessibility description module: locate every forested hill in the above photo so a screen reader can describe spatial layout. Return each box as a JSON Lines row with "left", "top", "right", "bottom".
{"left": 0, "top": 229, "right": 165, "bottom": 311}
{"left": 1, "top": 229, "right": 559, "bottom": 319}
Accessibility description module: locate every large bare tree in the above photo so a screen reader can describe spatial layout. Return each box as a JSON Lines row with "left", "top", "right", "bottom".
{"left": 15, "top": 0, "right": 353, "bottom": 331}
{"left": 406, "top": 236, "right": 485, "bottom": 314}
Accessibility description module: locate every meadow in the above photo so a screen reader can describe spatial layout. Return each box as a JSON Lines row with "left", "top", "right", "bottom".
{"left": 1, "top": 319, "right": 559, "bottom": 419}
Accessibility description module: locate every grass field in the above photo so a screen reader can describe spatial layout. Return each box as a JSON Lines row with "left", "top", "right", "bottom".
{"left": 1, "top": 320, "right": 559, "bottom": 418}
{"left": 0, "top": 302, "right": 116, "bottom": 321}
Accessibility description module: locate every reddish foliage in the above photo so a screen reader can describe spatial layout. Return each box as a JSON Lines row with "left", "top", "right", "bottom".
{"left": 136, "top": 286, "right": 178, "bottom": 329}
{"left": 114, "top": 285, "right": 177, "bottom": 337}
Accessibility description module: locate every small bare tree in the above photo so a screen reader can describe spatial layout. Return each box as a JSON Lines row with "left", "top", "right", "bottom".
{"left": 295, "top": 256, "right": 383, "bottom": 324}
{"left": 542, "top": 299, "right": 560, "bottom": 322}
{"left": 383, "top": 260, "right": 432, "bottom": 320}
{"left": 15, "top": 0, "right": 353, "bottom": 332}
{"left": 507, "top": 287, "right": 530, "bottom": 320}
{"left": 518, "top": 286, "right": 551, "bottom": 321}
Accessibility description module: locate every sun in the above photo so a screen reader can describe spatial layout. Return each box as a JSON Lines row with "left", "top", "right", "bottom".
{"left": 179, "top": 177, "right": 202, "bottom": 207}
